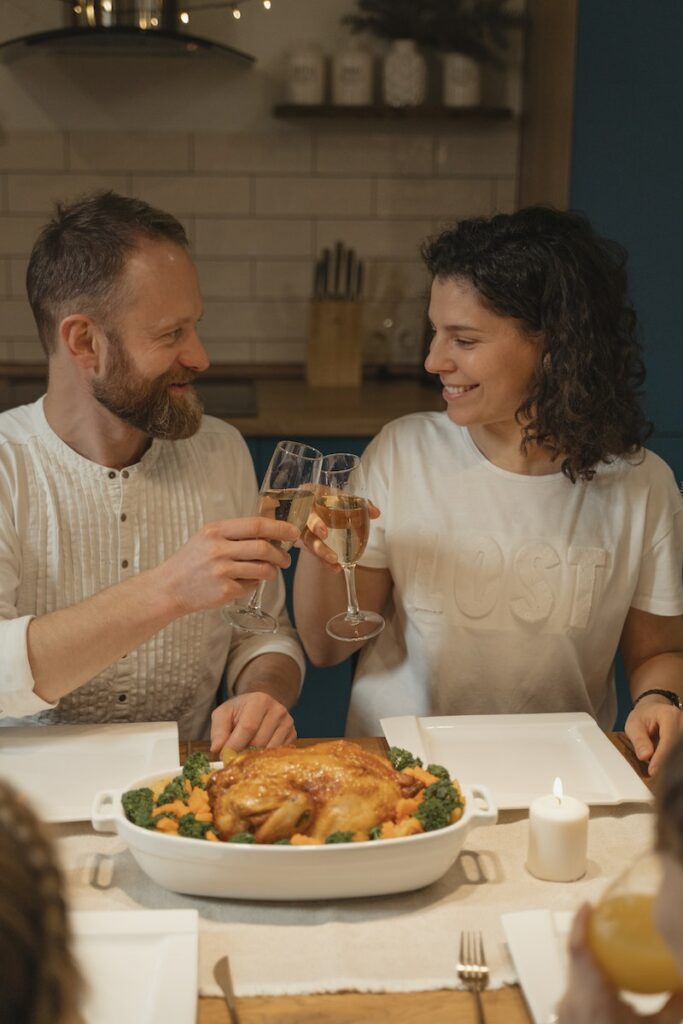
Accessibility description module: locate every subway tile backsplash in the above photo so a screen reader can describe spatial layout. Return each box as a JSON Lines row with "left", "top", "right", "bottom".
{"left": 0, "top": 126, "right": 518, "bottom": 366}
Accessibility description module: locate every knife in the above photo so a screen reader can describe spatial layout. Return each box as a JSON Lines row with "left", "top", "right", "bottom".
{"left": 333, "top": 239, "right": 343, "bottom": 299}
{"left": 345, "top": 248, "right": 355, "bottom": 301}
{"left": 213, "top": 955, "right": 241, "bottom": 1024}
{"left": 320, "top": 247, "right": 330, "bottom": 300}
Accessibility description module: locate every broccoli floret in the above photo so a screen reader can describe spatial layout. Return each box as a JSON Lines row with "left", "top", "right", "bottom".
{"left": 325, "top": 831, "right": 355, "bottom": 844}
{"left": 182, "top": 751, "right": 211, "bottom": 789}
{"left": 122, "top": 787, "right": 155, "bottom": 829}
{"left": 414, "top": 779, "right": 463, "bottom": 832}
{"left": 426, "top": 763, "right": 451, "bottom": 781}
{"left": 155, "top": 774, "right": 186, "bottom": 806}
{"left": 368, "top": 826, "right": 382, "bottom": 841}
{"left": 274, "top": 838, "right": 291, "bottom": 845}
{"left": 177, "top": 813, "right": 212, "bottom": 839}
{"left": 425, "top": 778, "right": 462, "bottom": 807}
{"left": 387, "top": 746, "right": 423, "bottom": 771}
{"left": 229, "top": 831, "right": 255, "bottom": 844}
{"left": 414, "top": 799, "right": 451, "bottom": 832}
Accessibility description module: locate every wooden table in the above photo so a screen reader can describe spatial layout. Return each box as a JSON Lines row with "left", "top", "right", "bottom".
{"left": 182, "top": 734, "right": 651, "bottom": 1024}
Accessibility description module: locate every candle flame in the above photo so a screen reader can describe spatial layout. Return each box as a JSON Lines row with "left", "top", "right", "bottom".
{"left": 553, "top": 777, "right": 563, "bottom": 803}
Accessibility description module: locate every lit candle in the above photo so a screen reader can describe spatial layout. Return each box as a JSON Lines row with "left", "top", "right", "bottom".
{"left": 526, "top": 777, "right": 589, "bottom": 882}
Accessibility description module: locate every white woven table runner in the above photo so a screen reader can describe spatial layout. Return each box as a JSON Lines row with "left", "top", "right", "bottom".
{"left": 53, "top": 805, "right": 654, "bottom": 998}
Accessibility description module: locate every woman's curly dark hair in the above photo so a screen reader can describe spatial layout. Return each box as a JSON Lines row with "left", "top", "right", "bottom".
{"left": 421, "top": 206, "right": 652, "bottom": 482}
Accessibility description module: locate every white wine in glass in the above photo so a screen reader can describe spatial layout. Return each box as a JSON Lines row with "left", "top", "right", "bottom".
{"left": 315, "top": 453, "right": 384, "bottom": 642}
{"left": 588, "top": 850, "right": 682, "bottom": 994}
{"left": 226, "top": 440, "right": 322, "bottom": 634}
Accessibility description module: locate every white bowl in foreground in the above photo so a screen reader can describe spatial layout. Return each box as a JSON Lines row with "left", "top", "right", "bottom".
{"left": 92, "top": 767, "right": 497, "bottom": 901}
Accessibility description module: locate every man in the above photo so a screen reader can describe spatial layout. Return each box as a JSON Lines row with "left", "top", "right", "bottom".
{"left": 0, "top": 191, "right": 305, "bottom": 750}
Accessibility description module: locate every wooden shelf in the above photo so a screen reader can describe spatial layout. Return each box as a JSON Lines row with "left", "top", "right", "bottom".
{"left": 273, "top": 103, "right": 513, "bottom": 121}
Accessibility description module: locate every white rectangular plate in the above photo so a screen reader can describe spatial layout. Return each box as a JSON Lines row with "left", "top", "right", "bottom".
{"left": 71, "top": 909, "right": 198, "bottom": 1024}
{"left": 0, "top": 721, "right": 179, "bottom": 822}
{"left": 380, "top": 712, "right": 652, "bottom": 808}
{"left": 502, "top": 909, "right": 667, "bottom": 1023}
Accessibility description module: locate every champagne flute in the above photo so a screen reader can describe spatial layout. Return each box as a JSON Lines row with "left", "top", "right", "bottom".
{"left": 587, "top": 849, "right": 682, "bottom": 993}
{"left": 226, "top": 440, "right": 322, "bottom": 634}
{"left": 314, "top": 452, "right": 385, "bottom": 642}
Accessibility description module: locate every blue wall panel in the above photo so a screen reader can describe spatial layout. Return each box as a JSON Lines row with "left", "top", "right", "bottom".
{"left": 571, "top": 0, "right": 683, "bottom": 726}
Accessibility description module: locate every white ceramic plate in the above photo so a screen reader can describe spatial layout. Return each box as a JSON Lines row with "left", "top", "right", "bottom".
{"left": 71, "top": 909, "right": 198, "bottom": 1024}
{"left": 502, "top": 909, "right": 668, "bottom": 1023}
{"left": 380, "top": 713, "right": 652, "bottom": 809}
{"left": 0, "top": 722, "right": 179, "bottom": 822}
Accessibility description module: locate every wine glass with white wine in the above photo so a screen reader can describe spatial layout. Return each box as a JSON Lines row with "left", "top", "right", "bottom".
{"left": 314, "top": 452, "right": 385, "bottom": 642}
{"left": 226, "top": 440, "right": 322, "bottom": 633}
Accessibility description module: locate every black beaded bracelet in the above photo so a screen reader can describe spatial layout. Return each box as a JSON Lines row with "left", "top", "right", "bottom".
{"left": 632, "top": 688, "right": 683, "bottom": 711}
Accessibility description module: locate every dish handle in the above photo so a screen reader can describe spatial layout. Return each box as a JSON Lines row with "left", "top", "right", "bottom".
{"left": 467, "top": 784, "right": 498, "bottom": 827}
{"left": 91, "top": 790, "right": 118, "bottom": 833}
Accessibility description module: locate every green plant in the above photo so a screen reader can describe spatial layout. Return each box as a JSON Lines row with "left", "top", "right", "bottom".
{"left": 344, "top": 0, "right": 525, "bottom": 67}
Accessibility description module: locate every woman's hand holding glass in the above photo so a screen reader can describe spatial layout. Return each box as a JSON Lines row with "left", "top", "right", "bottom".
{"left": 304, "top": 453, "right": 385, "bottom": 642}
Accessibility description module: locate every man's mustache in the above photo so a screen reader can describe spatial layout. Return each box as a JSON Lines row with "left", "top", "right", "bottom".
{"left": 164, "top": 372, "right": 198, "bottom": 387}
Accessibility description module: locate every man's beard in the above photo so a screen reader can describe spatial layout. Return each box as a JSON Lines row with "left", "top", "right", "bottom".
{"left": 91, "top": 336, "right": 204, "bottom": 440}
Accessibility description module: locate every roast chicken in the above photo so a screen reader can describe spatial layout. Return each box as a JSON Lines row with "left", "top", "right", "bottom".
{"left": 208, "top": 740, "right": 409, "bottom": 843}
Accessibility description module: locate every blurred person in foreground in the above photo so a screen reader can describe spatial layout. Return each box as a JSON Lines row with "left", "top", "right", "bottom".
{"left": 0, "top": 191, "right": 304, "bottom": 751}
{"left": 0, "top": 778, "right": 82, "bottom": 1024}
{"left": 557, "top": 735, "right": 683, "bottom": 1023}
{"left": 295, "top": 206, "right": 683, "bottom": 776}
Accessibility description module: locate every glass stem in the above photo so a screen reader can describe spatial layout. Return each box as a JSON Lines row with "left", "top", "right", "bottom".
{"left": 247, "top": 580, "right": 267, "bottom": 613}
{"left": 342, "top": 564, "right": 361, "bottom": 622}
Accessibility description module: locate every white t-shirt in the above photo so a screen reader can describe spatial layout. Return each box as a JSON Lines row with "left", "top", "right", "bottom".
{"left": 348, "top": 411, "right": 683, "bottom": 736}
{"left": 0, "top": 399, "right": 304, "bottom": 740}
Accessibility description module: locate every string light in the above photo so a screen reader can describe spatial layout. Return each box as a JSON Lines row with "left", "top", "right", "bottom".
{"left": 176, "top": 0, "right": 275, "bottom": 13}
{"left": 61, "top": 0, "right": 276, "bottom": 22}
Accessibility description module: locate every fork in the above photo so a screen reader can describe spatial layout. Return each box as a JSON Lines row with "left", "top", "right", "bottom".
{"left": 458, "top": 930, "right": 489, "bottom": 1024}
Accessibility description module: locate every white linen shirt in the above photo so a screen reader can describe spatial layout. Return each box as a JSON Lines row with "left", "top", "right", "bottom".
{"left": 0, "top": 398, "right": 304, "bottom": 739}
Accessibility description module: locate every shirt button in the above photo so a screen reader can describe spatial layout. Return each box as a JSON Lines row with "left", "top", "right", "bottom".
{"left": 117, "top": 693, "right": 128, "bottom": 703}
{"left": 120, "top": 513, "right": 127, "bottom": 522}
{"left": 108, "top": 471, "right": 116, "bottom": 479}
{"left": 121, "top": 559, "right": 129, "bottom": 569}
{"left": 122, "top": 470, "right": 130, "bottom": 479}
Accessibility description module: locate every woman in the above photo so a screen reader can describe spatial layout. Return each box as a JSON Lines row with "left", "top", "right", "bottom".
{"left": 0, "top": 779, "right": 83, "bottom": 1024}
{"left": 294, "top": 207, "right": 683, "bottom": 775}
{"left": 557, "top": 734, "right": 683, "bottom": 1023}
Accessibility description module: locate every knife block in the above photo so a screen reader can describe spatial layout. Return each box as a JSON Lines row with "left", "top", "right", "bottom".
{"left": 306, "top": 301, "right": 362, "bottom": 388}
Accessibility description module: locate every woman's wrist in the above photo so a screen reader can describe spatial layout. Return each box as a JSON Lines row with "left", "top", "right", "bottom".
{"left": 632, "top": 688, "right": 683, "bottom": 711}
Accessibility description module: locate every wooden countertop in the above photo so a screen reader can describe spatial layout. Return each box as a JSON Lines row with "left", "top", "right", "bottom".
{"left": 229, "top": 378, "right": 443, "bottom": 437}
{"left": 0, "top": 364, "right": 443, "bottom": 438}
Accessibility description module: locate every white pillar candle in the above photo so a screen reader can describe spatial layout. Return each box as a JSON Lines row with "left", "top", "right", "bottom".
{"left": 526, "top": 777, "right": 589, "bottom": 882}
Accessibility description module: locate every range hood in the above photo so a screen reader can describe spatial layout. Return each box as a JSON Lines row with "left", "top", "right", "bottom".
{"left": 0, "top": 1, "right": 255, "bottom": 65}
